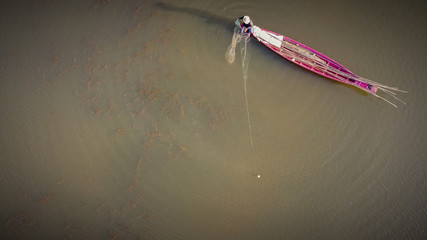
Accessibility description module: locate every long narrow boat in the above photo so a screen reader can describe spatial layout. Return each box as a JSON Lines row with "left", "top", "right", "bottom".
{"left": 240, "top": 24, "right": 406, "bottom": 107}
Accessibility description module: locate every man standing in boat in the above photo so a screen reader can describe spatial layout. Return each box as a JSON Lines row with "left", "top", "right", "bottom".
{"left": 235, "top": 16, "right": 253, "bottom": 34}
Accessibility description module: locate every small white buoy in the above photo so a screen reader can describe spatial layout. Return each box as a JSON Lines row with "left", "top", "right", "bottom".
{"left": 257, "top": 175, "right": 260, "bottom": 178}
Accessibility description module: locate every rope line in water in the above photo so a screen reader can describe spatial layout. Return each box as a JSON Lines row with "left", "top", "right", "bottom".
{"left": 226, "top": 28, "right": 253, "bottom": 146}
{"left": 240, "top": 34, "right": 253, "bottom": 146}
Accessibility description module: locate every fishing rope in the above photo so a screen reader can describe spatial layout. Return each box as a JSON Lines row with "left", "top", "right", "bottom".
{"left": 240, "top": 34, "right": 253, "bottom": 146}
{"left": 226, "top": 28, "right": 254, "bottom": 146}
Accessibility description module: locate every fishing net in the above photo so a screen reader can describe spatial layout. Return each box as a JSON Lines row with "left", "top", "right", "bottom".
{"left": 225, "top": 28, "right": 242, "bottom": 64}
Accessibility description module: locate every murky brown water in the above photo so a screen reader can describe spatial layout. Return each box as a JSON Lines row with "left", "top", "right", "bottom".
{"left": 1, "top": 0, "right": 426, "bottom": 239}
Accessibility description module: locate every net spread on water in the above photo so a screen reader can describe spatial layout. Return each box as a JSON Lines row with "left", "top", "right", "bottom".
{"left": 225, "top": 28, "right": 240, "bottom": 64}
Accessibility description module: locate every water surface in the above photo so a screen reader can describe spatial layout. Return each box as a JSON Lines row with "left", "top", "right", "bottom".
{"left": 1, "top": 0, "right": 426, "bottom": 239}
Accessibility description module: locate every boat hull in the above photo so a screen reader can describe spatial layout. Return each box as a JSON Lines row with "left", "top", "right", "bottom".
{"left": 250, "top": 26, "right": 378, "bottom": 94}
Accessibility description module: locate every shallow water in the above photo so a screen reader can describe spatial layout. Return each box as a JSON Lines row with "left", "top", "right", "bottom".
{"left": 1, "top": 0, "right": 426, "bottom": 239}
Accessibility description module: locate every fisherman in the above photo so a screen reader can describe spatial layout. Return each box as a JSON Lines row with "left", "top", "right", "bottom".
{"left": 235, "top": 16, "right": 253, "bottom": 34}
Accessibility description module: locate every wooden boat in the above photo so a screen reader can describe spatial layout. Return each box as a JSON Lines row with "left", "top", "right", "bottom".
{"left": 239, "top": 23, "right": 406, "bottom": 107}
